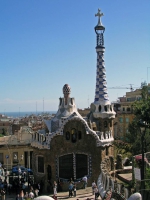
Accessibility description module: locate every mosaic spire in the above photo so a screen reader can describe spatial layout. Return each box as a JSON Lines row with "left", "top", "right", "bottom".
{"left": 94, "top": 9, "right": 109, "bottom": 103}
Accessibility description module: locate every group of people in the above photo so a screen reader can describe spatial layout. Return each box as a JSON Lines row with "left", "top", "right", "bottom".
{"left": 68, "top": 180, "right": 76, "bottom": 198}
{"left": 15, "top": 188, "right": 36, "bottom": 200}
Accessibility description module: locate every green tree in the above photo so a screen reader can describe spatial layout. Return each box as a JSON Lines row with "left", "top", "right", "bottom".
{"left": 126, "top": 86, "right": 150, "bottom": 155}
{"left": 1, "top": 128, "right": 6, "bottom": 136}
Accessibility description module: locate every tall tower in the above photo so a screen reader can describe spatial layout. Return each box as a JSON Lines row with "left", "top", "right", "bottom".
{"left": 90, "top": 9, "right": 115, "bottom": 120}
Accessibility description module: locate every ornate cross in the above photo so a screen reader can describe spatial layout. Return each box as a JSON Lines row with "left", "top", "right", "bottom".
{"left": 95, "top": 9, "right": 104, "bottom": 25}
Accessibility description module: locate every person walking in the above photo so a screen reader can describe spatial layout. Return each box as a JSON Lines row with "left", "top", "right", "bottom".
{"left": 92, "top": 180, "right": 96, "bottom": 195}
{"left": 82, "top": 175, "right": 87, "bottom": 189}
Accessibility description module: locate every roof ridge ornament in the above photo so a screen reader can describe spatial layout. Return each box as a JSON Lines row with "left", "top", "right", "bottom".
{"left": 95, "top": 9, "right": 104, "bottom": 26}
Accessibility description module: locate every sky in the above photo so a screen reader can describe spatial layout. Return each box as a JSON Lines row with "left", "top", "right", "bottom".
{"left": 0, "top": 0, "right": 150, "bottom": 112}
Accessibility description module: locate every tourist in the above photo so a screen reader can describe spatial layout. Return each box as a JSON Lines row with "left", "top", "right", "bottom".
{"left": 68, "top": 182, "right": 73, "bottom": 197}
{"left": 24, "top": 191, "right": 29, "bottom": 199}
{"left": 29, "top": 189, "right": 34, "bottom": 199}
{"left": 92, "top": 180, "right": 96, "bottom": 194}
{"left": 1, "top": 188, "right": 5, "bottom": 200}
{"left": 94, "top": 186, "right": 99, "bottom": 200}
{"left": 16, "top": 194, "right": 20, "bottom": 200}
{"left": 73, "top": 184, "right": 76, "bottom": 197}
{"left": 57, "top": 178, "right": 62, "bottom": 192}
{"left": 53, "top": 181, "right": 57, "bottom": 196}
{"left": 82, "top": 175, "right": 87, "bottom": 189}
{"left": 34, "top": 188, "right": 39, "bottom": 197}
{"left": 20, "top": 189, "right": 24, "bottom": 200}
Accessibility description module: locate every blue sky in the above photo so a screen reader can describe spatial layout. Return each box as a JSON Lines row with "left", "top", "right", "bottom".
{"left": 0, "top": 0, "right": 150, "bottom": 112}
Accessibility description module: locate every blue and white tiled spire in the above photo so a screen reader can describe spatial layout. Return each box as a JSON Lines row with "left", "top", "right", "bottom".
{"left": 90, "top": 9, "right": 115, "bottom": 119}
{"left": 95, "top": 49, "right": 109, "bottom": 102}
{"left": 94, "top": 9, "right": 109, "bottom": 103}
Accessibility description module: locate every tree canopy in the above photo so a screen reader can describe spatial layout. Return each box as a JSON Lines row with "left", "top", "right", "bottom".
{"left": 126, "top": 86, "right": 150, "bottom": 155}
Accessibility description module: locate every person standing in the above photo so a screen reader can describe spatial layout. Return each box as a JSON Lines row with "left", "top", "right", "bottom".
{"left": 68, "top": 182, "right": 73, "bottom": 197}
{"left": 92, "top": 180, "right": 96, "bottom": 195}
{"left": 34, "top": 188, "right": 39, "bottom": 197}
{"left": 16, "top": 194, "right": 20, "bottom": 200}
{"left": 82, "top": 175, "right": 87, "bottom": 189}
{"left": 20, "top": 189, "right": 24, "bottom": 200}
{"left": 73, "top": 184, "right": 76, "bottom": 197}
{"left": 29, "top": 189, "right": 34, "bottom": 199}
{"left": 94, "top": 186, "right": 99, "bottom": 200}
{"left": 53, "top": 181, "right": 57, "bottom": 196}
{"left": 1, "top": 188, "right": 5, "bottom": 200}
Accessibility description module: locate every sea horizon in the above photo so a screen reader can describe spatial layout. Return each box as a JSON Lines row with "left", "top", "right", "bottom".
{"left": 0, "top": 111, "right": 56, "bottom": 118}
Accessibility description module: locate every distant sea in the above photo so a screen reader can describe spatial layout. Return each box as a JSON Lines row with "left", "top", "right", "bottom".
{"left": 1, "top": 111, "right": 56, "bottom": 118}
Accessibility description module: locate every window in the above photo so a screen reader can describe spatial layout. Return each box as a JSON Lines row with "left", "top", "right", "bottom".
{"left": 66, "top": 131, "right": 70, "bottom": 140}
{"left": 38, "top": 156, "right": 44, "bottom": 173}
{"left": 78, "top": 131, "right": 82, "bottom": 140}
{"left": 0, "top": 153, "right": 3, "bottom": 164}
{"left": 99, "top": 105, "right": 101, "bottom": 112}
{"left": 71, "top": 129, "right": 77, "bottom": 143}
{"left": 110, "top": 106, "right": 112, "bottom": 111}
{"left": 119, "top": 118, "right": 123, "bottom": 123}
{"left": 106, "top": 147, "right": 108, "bottom": 156}
{"left": 110, "top": 121, "right": 112, "bottom": 127}
{"left": 59, "top": 98, "right": 62, "bottom": 106}
{"left": 126, "top": 118, "right": 129, "bottom": 123}
{"left": 122, "top": 107, "right": 125, "bottom": 111}
{"left": 58, "top": 154, "right": 89, "bottom": 180}
{"left": 47, "top": 165, "right": 51, "bottom": 180}
{"left": 13, "top": 152, "right": 18, "bottom": 163}
{"left": 104, "top": 106, "right": 107, "bottom": 112}
{"left": 104, "top": 121, "right": 108, "bottom": 127}
{"left": 127, "top": 107, "right": 130, "bottom": 112}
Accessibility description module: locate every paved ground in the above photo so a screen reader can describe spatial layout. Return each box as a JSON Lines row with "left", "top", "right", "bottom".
{"left": 6, "top": 187, "right": 102, "bottom": 200}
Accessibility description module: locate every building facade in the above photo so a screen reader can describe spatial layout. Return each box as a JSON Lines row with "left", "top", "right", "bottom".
{"left": 114, "top": 89, "right": 142, "bottom": 140}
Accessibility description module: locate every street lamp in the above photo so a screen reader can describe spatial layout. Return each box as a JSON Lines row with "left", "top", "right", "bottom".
{"left": 14, "top": 154, "right": 24, "bottom": 180}
{"left": 139, "top": 125, "right": 145, "bottom": 191}
{"left": 139, "top": 120, "right": 149, "bottom": 197}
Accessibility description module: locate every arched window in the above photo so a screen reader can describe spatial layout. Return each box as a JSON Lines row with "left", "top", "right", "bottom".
{"left": 104, "top": 121, "right": 108, "bottom": 127}
{"left": 99, "top": 105, "right": 101, "bottom": 112}
{"left": 66, "top": 131, "right": 70, "bottom": 140}
{"left": 71, "top": 129, "right": 77, "bottom": 143}
{"left": 59, "top": 98, "right": 62, "bottom": 106}
{"left": 71, "top": 98, "right": 73, "bottom": 105}
{"left": 78, "top": 131, "right": 82, "bottom": 140}
{"left": 38, "top": 156, "right": 44, "bottom": 173}
{"left": 47, "top": 165, "right": 51, "bottom": 180}
{"left": 106, "top": 147, "right": 109, "bottom": 156}
{"left": 110, "top": 120, "right": 112, "bottom": 127}
{"left": 110, "top": 106, "right": 112, "bottom": 111}
{"left": 104, "top": 106, "right": 107, "bottom": 112}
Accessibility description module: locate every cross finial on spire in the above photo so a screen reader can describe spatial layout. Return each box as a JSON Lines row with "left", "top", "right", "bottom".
{"left": 95, "top": 9, "right": 104, "bottom": 26}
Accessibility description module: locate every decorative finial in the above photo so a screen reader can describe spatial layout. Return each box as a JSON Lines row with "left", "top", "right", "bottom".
{"left": 95, "top": 9, "right": 104, "bottom": 26}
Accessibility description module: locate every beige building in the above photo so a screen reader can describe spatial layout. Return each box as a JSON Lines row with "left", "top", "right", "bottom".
{"left": 114, "top": 89, "right": 142, "bottom": 140}
{"left": 0, "top": 126, "right": 34, "bottom": 170}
